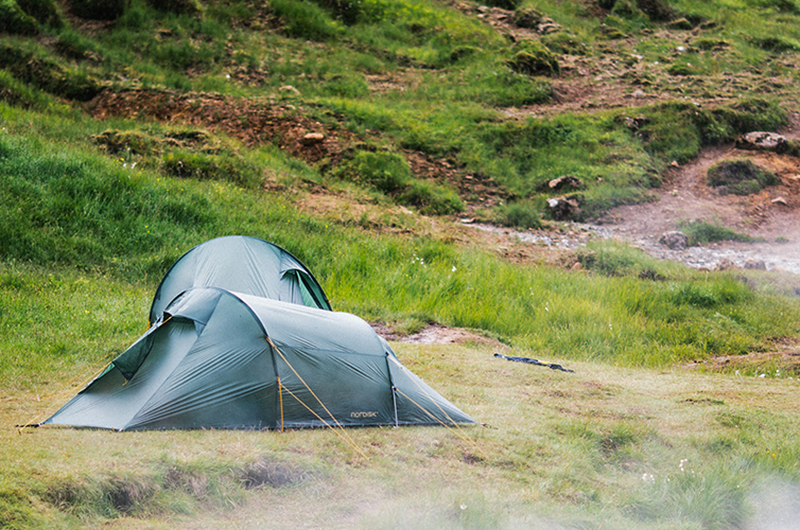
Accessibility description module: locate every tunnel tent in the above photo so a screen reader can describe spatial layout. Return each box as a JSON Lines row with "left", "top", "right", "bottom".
{"left": 44, "top": 287, "right": 475, "bottom": 431}
{"left": 149, "top": 236, "right": 330, "bottom": 324}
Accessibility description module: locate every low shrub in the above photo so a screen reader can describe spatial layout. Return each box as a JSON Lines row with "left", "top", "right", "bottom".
{"left": 69, "top": 0, "right": 126, "bottom": 20}
{"left": 270, "top": 0, "right": 343, "bottom": 41}
{"left": 162, "top": 151, "right": 261, "bottom": 188}
{"left": 0, "top": 0, "right": 39, "bottom": 35}
{"left": 0, "top": 43, "right": 101, "bottom": 101}
{"left": 506, "top": 40, "right": 560, "bottom": 77}
{"left": 680, "top": 221, "right": 754, "bottom": 245}
{"left": 542, "top": 32, "right": 589, "bottom": 55}
{"left": 18, "top": 0, "right": 63, "bottom": 28}
{"left": 143, "top": 0, "right": 201, "bottom": 15}
{"left": 706, "top": 159, "right": 779, "bottom": 195}
{"left": 399, "top": 180, "right": 463, "bottom": 215}
{"left": 338, "top": 150, "right": 411, "bottom": 194}
{"left": 496, "top": 200, "right": 542, "bottom": 229}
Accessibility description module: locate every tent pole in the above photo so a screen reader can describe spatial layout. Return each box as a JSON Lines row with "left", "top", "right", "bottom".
{"left": 385, "top": 352, "right": 399, "bottom": 428}
{"left": 391, "top": 386, "right": 399, "bottom": 428}
{"left": 278, "top": 376, "right": 285, "bottom": 432}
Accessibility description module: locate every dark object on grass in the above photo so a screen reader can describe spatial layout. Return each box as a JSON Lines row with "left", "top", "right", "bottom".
{"left": 493, "top": 353, "right": 574, "bottom": 373}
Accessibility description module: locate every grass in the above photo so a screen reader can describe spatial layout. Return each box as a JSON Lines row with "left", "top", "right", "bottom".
{"left": 3, "top": 0, "right": 800, "bottom": 526}
{"left": 3, "top": 343, "right": 799, "bottom": 529}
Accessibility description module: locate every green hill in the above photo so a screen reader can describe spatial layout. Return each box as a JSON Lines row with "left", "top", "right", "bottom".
{"left": 2, "top": 0, "right": 800, "bottom": 528}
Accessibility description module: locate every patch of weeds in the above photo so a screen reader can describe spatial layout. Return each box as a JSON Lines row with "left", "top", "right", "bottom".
{"left": 506, "top": 40, "right": 560, "bottom": 77}
{"left": 238, "top": 458, "right": 313, "bottom": 489}
{"left": 333, "top": 150, "right": 462, "bottom": 214}
{"left": 667, "top": 61, "right": 695, "bottom": 76}
{"left": 706, "top": 159, "right": 779, "bottom": 196}
{"left": 627, "top": 463, "right": 749, "bottom": 530}
{"left": 54, "top": 30, "right": 102, "bottom": 61}
{"left": 399, "top": 179, "right": 463, "bottom": 215}
{"left": 542, "top": 32, "right": 589, "bottom": 55}
{"left": 92, "top": 129, "right": 157, "bottom": 156}
{"left": 18, "top": 0, "right": 64, "bottom": 28}
{"left": 671, "top": 279, "right": 751, "bottom": 308}
{"left": 512, "top": 7, "right": 545, "bottom": 29}
{"left": 144, "top": 0, "right": 202, "bottom": 15}
{"left": 45, "top": 474, "right": 157, "bottom": 517}
{"left": 0, "top": 42, "right": 101, "bottom": 101}
{"left": 0, "top": 0, "right": 39, "bottom": 35}
{"left": 482, "top": 0, "right": 520, "bottom": 8}
{"left": 162, "top": 151, "right": 261, "bottom": 188}
{"left": 753, "top": 36, "right": 800, "bottom": 52}
{"left": 694, "top": 37, "right": 729, "bottom": 50}
{"left": 0, "top": 485, "right": 43, "bottom": 529}
{"left": 69, "top": 0, "right": 126, "bottom": 20}
{"left": 0, "top": 70, "right": 53, "bottom": 109}
{"left": 576, "top": 241, "right": 659, "bottom": 277}
{"left": 271, "top": 0, "right": 343, "bottom": 41}
{"left": 680, "top": 220, "right": 754, "bottom": 245}
{"left": 496, "top": 200, "right": 542, "bottom": 230}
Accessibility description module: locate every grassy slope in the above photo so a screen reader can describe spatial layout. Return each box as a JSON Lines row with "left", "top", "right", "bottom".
{"left": 2, "top": 0, "right": 800, "bottom": 527}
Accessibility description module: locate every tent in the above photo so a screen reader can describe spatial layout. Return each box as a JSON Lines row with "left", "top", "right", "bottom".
{"left": 149, "top": 236, "right": 330, "bottom": 324}
{"left": 44, "top": 287, "right": 474, "bottom": 431}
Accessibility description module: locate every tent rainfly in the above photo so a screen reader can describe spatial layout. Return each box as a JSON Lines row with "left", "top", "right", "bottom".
{"left": 149, "top": 235, "right": 331, "bottom": 324}
{"left": 44, "top": 287, "right": 475, "bottom": 431}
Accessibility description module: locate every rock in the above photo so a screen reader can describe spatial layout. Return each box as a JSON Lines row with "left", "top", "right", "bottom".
{"left": 667, "top": 18, "right": 695, "bottom": 30}
{"left": 736, "top": 131, "right": 788, "bottom": 153}
{"left": 546, "top": 196, "right": 581, "bottom": 220}
{"left": 717, "top": 258, "right": 739, "bottom": 271}
{"left": 772, "top": 196, "right": 788, "bottom": 206}
{"left": 301, "top": 132, "right": 325, "bottom": 146}
{"left": 548, "top": 175, "right": 583, "bottom": 191}
{"left": 571, "top": 262, "right": 582, "bottom": 271}
{"left": 744, "top": 259, "right": 767, "bottom": 270}
{"left": 658, "top": 231, "right": 688, "bottom": 250}
{"left": 279, "top": 85, "right": 300, "bottom": 95}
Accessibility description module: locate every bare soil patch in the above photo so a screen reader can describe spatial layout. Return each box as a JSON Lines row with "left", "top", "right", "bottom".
{"left": 598, "top": 113, "right": 800, "bottom": 273}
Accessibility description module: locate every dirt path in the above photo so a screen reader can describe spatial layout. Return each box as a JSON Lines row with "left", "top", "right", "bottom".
{"left": 597, "top": 114, "right": 800, "bottom": 273}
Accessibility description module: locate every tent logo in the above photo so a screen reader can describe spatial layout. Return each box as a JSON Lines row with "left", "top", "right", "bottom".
{"left": 350, "top": 411, "right": 378, "bottom": 419}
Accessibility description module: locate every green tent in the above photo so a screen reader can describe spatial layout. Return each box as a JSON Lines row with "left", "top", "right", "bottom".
{"left": 149, "top": 235, "right": 330, "bottom": 324}
{"left": 44, "top": 287, "right": 474, "bottom": 431}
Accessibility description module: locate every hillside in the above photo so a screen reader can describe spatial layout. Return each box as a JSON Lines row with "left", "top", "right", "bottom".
{"left": 2, "top": 0, "right": 800, "bottom": 528}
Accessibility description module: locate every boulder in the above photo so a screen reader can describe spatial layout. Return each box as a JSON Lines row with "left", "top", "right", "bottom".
{"left": 658, "top": 231, "right": 688, "bottom": 250}
{"left": 744, "top": 259, "right": 767, "bottom": 270}
{"left": 736, "top": 132, "right": 788, "bottom": 153}
{"left": 546, "top": 196, "right": 580, "bottom": 220}
{"left": 717, "top": 258, "right": 738, "bottom": 271}
{"left": 548, "top": 175, "right": 583, "bottom": 191}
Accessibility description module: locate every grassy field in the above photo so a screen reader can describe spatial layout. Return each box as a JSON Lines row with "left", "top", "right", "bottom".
{"left": 4, "top": 342, "right": 800, "bottom": 529}
{"left": 3, "top": 0, "right": 800, "bottom": 527}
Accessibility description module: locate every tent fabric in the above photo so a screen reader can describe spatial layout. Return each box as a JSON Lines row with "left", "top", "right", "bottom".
{"left": 44, "top": 288, "right": 474, "bottom": 431}
{"left": 149, "top": 236, "right": 331, "bottom": 324}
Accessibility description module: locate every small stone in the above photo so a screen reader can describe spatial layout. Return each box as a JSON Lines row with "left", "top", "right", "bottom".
{"left": 717, "top": 258, "right": 739, "bottom": 271}
{"left": 658, "top": 231, "right": 688, "bottom": 250}
{"left": 744, "top": 259, "right": 767, "bottom": 270}
{"left": 279, "top": 85, "right": 300, "bottom": 95}
{"left": 772, "top": 196, "right": 788, "bottom": 206}
{"left": 301, "top": 132, "right": 325, "bottom": 145}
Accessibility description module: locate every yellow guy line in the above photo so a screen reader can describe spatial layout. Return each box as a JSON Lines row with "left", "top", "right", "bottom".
{"left": 394, "top": 387, "right": 486, "bottom": 459}
{"left": 266, "top": 336, "right": 368, "bottom": 460}
{"left": 388, "top": 356, "right": 485, "bottom": 458}
{"left": 279, "top": 384, "right": 369, "bottom": 460}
